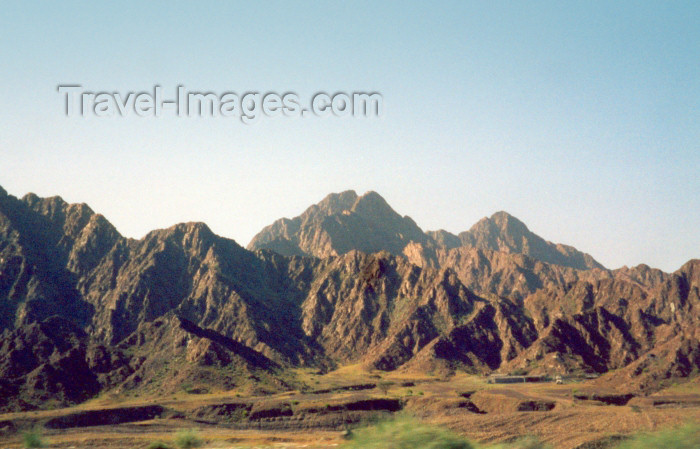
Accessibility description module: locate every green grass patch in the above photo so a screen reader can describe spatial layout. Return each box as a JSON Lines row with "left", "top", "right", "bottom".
{"left": 22, "top": 430, "right": 45, "bottom": 448}
{"left": 174, "top": 429, "right": 204, "bottom": 449}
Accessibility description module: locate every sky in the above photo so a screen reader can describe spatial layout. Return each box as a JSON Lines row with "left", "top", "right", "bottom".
{"left": 1, "top": 1, "right": 698, "bottom": 272}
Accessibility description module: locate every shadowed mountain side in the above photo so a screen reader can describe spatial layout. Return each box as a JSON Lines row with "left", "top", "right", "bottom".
{"left": 0, "top": 316, "right": 103, "bottom": 411}
{"left": 0, "top": 190, "right": 121, "bottom": 331}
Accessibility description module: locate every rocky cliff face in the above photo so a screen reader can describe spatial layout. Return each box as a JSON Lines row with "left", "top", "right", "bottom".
{"left": 0, "top": 186, "right": 697, "bottom": 411}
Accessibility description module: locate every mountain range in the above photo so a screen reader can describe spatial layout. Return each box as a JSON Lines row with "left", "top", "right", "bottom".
{"left": 247, "top": 190, "right": 603, "bottom": 271}
{"left": 1, "top": 185, "right": 698, "bottom": 412}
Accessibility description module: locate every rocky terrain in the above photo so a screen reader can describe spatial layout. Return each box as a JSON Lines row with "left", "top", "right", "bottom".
{"left": 0, "top": 185, "right": 698, "bottom": 413}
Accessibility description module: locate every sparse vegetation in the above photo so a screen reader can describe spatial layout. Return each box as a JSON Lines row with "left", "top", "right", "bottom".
{"left": 147, "top": 441, "right": 171, "bottom": 449}
{"left": 174, "top": 429, "right": 203, "bottom": 449}
{"left": 22, "top": 430, "right": 45, "bottom": 448}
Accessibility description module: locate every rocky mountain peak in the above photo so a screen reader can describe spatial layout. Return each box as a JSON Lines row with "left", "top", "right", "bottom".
{"left": 351, "top": 190, "right": 390, "bottom": 212}
{"left": 139, "top": 222, "right": 221, "bottom": 261}
{"left": 489, "top": 211, "right": 529, "bottom": 234}
{"left": 248, "top": 190, "right": 427, "bottom": 258}
{"left": 174, "top": 221, "right": 214, "bottom": 237}
{"left": 313, "top": 190, "right": 359, "bottom": 216}
{"left": 678, "top": 259, "right": 700, "bottom": 286}
{"left": 22, "top": 192, "right": 70, "bottom": 211}
{"left": 352, "top": 191, "right": 409, "bottom": 225}
{"left": 458, "top": 211, "right": 604, "bottom": 271}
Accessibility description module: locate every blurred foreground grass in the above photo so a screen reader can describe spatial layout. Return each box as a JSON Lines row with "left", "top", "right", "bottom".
{"left": 342, "top": 417, "right": 474, "bottom": 449}
{"left": 341, "top": 416, "right": 550, "bottom": 449}
{"left": 341, "top": 417, "right": 699, "bottom": 449}
{"left": 615, "top": 423, "right": 699, "bottom": 449}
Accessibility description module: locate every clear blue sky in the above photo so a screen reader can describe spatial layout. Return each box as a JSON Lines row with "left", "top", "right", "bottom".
{"left": 1, "top": 1, "right": 698, "bottom": 271}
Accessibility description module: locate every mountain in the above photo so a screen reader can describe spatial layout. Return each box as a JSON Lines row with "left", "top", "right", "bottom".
{"left": 249, "top": 192, "right": 604, "bottom": 271}
{"left": 0, "top": 189, "right": 121, "bottom": 331}
{"left": 0, "top": 185, "right": 697, "bottom": 412}
{"left": 247, "top": 190, "right": 429, "bottom": 258}
{"left": 457, "top": 211, "right": 604, "bottom": 270}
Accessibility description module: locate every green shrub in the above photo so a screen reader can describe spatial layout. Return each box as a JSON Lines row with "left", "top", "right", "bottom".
{"left": 174, "top": 429, "right": 203, "bottom": 449}
{"left": 147, "top": 441, "right": 171, "bottom": 449}
{"left": 342, "top": 416, "right": 473, "bottom": 449}
{"left": 22, "top": 430, "right": 45, "bottom": 448}
{"left": 614, "top": 423, "right": 700, "bottom": 449}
